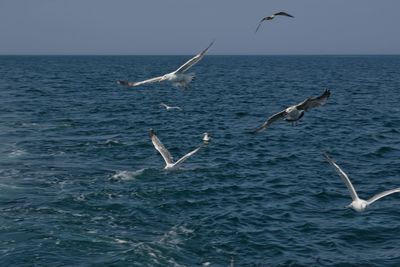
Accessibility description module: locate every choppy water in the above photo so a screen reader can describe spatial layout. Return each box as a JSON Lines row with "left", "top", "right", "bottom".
{"left": 1, "top": 55, "right": 400, "bottom": 266}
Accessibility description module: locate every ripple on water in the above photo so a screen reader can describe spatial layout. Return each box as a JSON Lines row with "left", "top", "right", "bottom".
{"left": 2, "top": 56, "right": 400, "bottom": 266}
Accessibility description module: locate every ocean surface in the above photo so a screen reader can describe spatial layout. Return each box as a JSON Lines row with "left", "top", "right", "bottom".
{"left": 1, "top": 55, "right": 400, "bottom": 266}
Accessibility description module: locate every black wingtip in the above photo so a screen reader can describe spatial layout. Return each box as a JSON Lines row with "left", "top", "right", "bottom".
{"left": 149, "top": 128, "right": 155, "bottom": 137}
{"left": 325, "top": 89, "right": 331, "bottom": 97}
{"left": 117, "top": 80, "right": 129, "bottom": 86}
{"left": 323, "top": 152, "right": 331, "bottom": 161}
{"left": 249, "top": 127, "right": 262, "bottom": 134}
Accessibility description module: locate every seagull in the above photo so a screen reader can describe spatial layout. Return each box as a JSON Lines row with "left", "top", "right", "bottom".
{"left": 253, "top": 89, "right": 330, "bottom": 133}
{"left": 324, "top": 153, "right": 400, "bottom": 212}
{"left": 149, "top": 129, "right": 202, "bottom": 170}
{"left": 117, "top": 41, "right": 215, "bottom": 89}
{"left": 202, "top": 132, "right": 211, "bottom": 143}
{"left": 255, "top": 11, "right": 294, "bottom": 33}
{"left": 160, "top": 103, "right": 182, "bottom": 111}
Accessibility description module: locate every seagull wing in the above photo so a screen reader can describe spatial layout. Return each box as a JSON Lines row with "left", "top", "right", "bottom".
{"left": 253, "top": 109, "right": 288, "bottom": 133}
{"left": 296, "top": 89, "right": 331, "bottom": 111}
{"left": 149, "top": 129, "right": 174, "bottom": 165}
{"left": 160, "top": 103, "right": 169, "bottom": 109}
{"left": 173, "top": 145, "right": 202, "bottom": 168}
{"left": 174, "top": 41, "right": 215, "bottom": 74}
{"left": 255, "top": 19, "right": 265, "bottom": 33}
{"left": 367, "top": 188, "right": 400, "bottom": 205}
{"left": 118, "top": 75, "right": 164, "bottom": 87}
{"left": 324, "top": 153, "right": 359, "bottom": 201}
{"left": 274, "top": 12, "right": 294, "bottom": 18}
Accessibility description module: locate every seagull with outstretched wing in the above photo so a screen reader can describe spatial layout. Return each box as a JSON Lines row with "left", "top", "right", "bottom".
{"left": 118, "top": 41, "right": 215, "bottom": 89}
{"left": 149, "top": 129, "right": 202, "bottom": 170}
{"left": 160, "top": 103, "right": 182, "bottom": 111}
{"left": 324, "top": 153, "right": 400, "bottom": 212}
{"left": 253, "top": 89, "right": 330, "bottom": 133}
{"left": 255, "top": 11, "right": 294, "bottom": 33}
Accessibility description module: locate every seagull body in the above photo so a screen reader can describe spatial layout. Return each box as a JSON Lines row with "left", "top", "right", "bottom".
{"left": 253, "top": 89, "right": 330, "bottom": 133}
{"left": 160, "top": 103, "right": 182, "bottom": 111}
{"left": 255, "top": 11, "right": 294, "bottom": 33}
{"left": 202, "top": 132, "right": 211, "bottom": 143}
{"left": 324, "top": 153, "right": 400, "bottom": 212}
{"left": 117, "top": 41, "right": 214, "bottom": 89}
{"left": 149, "top": 129, "right": 202, "bottom": 170}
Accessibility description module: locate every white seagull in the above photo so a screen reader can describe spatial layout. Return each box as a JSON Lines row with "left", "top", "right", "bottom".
{"left": 253, "top": 89, "right": 330, "bottom": 133}
{"left": 202, "top": 132, "right": 211, "bottom": 143}
{"left": 117, "top": 41, "right": 215, "bottom": 89}
{"left": 255, "top": 11, "right": 294, "bottom": 33}
{"left": 160, "top": 103, "right": 182, "bottom": 111}
{"left": 149, "top": 129, "right": 202, "bottom": 170}
{"left": 324, "top": 153, "right": 400, "bottom": 212}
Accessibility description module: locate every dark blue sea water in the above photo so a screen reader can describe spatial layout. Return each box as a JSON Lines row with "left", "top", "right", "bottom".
{"left": 1, "top": 55, "right": 400, "bottom": 266}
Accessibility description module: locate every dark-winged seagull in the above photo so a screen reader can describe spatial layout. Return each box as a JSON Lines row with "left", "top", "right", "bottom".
{"left": 253, "top": 89, "right": 330, "bottom": 133}
{"left": 255, "top": 12, "right": 294, "bottom": 33}
{"left": 324, "top": 153, "right": 400, "bottom": 212}
{"left": 117, "top": 41, "right": 214, "bottom": 89}
{"left": 149, "top": 129, "right": 202, "bottom": 170}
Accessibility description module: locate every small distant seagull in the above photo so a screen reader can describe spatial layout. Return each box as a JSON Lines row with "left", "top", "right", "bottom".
{"left": 202, "top": 132, "right": 211, "bottom": 143}
{"left": 117, "top": 41, "right": 215, "bottom": 89}
{"left": 255, "top": 11, "right": 294, "bottom": 33}
{"left": 160, "top": 103, "right": 182, "bottom": 111}
{"left": 149, "top": 129, "right": 202, "bottom": 170}
{"left": 324, "top": 153, "right": 400, "bottom": 212}
{"left": 253, "top": 89, "right": 330, "bottom": 133}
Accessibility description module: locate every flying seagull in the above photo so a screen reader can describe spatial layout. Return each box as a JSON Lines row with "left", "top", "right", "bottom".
{"left": 324, "top": 153, "right": 400, "bottom": 212}
{"left": 149, "top": 129, "right": 202, "bottom": 170}
{"left": 253, "top": 89, "right": 330, "bottom": 133}
{"left": 117, "top": 41, "right": 215, "bottom": 89}
{"left": 202, "top": 132, "right": 211, "bottom": 143}
{"left": 255, "top": 12, "right": 294, "bottom": 33}
{"left": 160, "top": 103, "right": 182, "bottom": 111}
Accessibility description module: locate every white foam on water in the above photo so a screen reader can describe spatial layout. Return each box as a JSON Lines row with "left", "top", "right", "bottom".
{"left": 159, "top": 224, "right": 194, "bottom": 246}
{"left": 111, "top": 168, "right": 146, "bottom": 181}
{"left": 114, "top": 238, "right": 128, "bottom": 244}
{"left": 8, "top": 149, "right": 26, "bottom": 158}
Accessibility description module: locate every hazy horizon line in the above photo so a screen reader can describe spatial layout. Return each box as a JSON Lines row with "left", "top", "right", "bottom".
{"left": 1, "top": 53, "right": 399, "bottom": 57}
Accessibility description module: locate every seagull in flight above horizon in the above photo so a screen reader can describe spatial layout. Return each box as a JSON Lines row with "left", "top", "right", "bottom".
{"left": 253, "top": 89, "right": 330, "bottom": 133}
{"left": 117, "top": 41, "right": 215, "bottom": 89}
{"left": 160, "top": 103, "right": 182, "bottom": 111}
{"left": 255, "top": 11, "right": 294, "bottom": 33}
{"left": 324, "top": 153, "right": 400, "bottom": 212}
{"left": 149, "top": 129, "right": 202, "bottom": 170}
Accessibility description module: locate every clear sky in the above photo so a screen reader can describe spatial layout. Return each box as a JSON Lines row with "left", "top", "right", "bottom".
{"left": 0, "top": 0, "right": 399, "bottom": 55}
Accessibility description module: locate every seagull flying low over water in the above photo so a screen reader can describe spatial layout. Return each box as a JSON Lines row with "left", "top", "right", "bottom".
{"left": 117, "top": 41, "right": 215, "bottom": 89}
{"left": 202, "top": 132, "right": 211, "bottom": 143}
{"left": 253, "top": 89, "right": 330, "bottom": 133}
{"left": 324, "top": 153, "right": 400, "bottom": 212}
{"left": 160, "top": 103, "right": 182, "bottom": 111}
{"left": 255, "top": 11, "right": 294, "bottom": 33}
{"left": 149, "top": 129, "right": 202, "bottom": 170}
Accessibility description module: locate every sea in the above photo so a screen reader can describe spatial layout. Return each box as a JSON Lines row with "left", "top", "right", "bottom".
{"left": 1, "top": 55, "right": 400, "bottom": 266}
